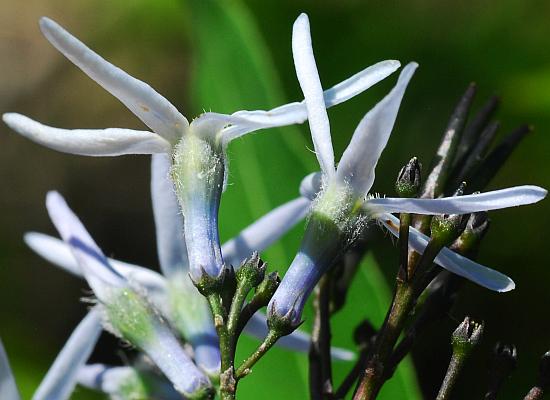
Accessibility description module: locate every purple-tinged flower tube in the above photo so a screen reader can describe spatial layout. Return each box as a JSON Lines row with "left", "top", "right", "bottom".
{"left": 268, "top": 13, "right": 547, "bottom": 328}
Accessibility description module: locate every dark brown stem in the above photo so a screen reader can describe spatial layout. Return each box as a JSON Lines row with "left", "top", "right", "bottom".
{"left": 309, "top": 275, "right": 334, "bottom": 399}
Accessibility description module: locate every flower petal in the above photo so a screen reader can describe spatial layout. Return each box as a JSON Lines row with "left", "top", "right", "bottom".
{"left": 45, "top": 191, "right": 126, "bottom": 296}
{"left": 221, "top": 60, "right": 401, "bottom": 141}
{"left": 0, "top": 340, "right": 20, "bottom": 400}
{"left": 336, "top": 62, "right": 418, "bottom": 196}
{"left": 39, "top": 17, "right": 188, "bottom": 143}
{"left": 221, "top": 197, "right": 310, "bottom": 268}
{"left": 244, "top": 313, "right": 354, "bottom": 361}
{"left": 3, "top": 113, "right": 170, "bottom": 156}
{"left": 299, "top": 172, "right": 322, "bottom": 200}
{"left": 368, "top": 186, "right": 547, "bottom": 215}
{"left": 32, "top": 308, "right": 103, "bottom": 400}
{"left": 292, "top": 13, "right": 335, "bottom": 177}
{"left": 151, "top": 154, "right": 189, "bottom": 278}
{"left": 24, "top": 232, "right": 167, "bottom": 299}
{"left": 379, "top": 213, "right": 515, "bottom": 292}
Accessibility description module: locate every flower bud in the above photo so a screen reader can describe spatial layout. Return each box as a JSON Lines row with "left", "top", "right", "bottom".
{"left": 452, "top": 211, "right": 490, "bottom": 254}
{"left": 395, "top": 157, "right": 421, "bottom": 198}
{"left": 236, "top": 252, "right": 266, "bottom": 289}
{"left": 430, "top": 212, "right": 468, "bottom": 246}
{"left": 451, "top": 317, "right": 483, "bottom": 357}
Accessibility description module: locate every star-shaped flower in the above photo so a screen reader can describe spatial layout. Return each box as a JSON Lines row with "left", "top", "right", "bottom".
{"left": 268, "top": 14, "right": 547, "bottom": 327}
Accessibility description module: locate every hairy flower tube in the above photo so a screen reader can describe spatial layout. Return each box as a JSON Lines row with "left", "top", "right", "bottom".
{"left": 1, "top": 308, "right": 102, "bottom": 400}
{"left": 3, "top": 16, "right": 401, "bottom": 282}
{"left": 267, "top": 13, "right": 547, "bottom": 328}
{"left": 45, "top": 191, "right": 214, "bottom": 398}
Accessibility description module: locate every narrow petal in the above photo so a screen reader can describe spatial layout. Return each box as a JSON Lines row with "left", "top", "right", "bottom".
{"left": 221, "top": 197, "right": 311, "bottom": 268}
{"left": 32, "top": 308, "right": 103, "bottom": 400}
{"left": 24, "top": 232, "right": 83, "bottom": 277}
{"left": 45, "top": 191, "right": 126, "bottom": 296}
{"left": 0, "top": 340, "right": 20, "bottom": 400}
{"left": 24, "top": 232, "right": 167, "bottom": 299}
{"left": 368, "top": 186, "right": 547, "bottom": 215}
{"left": 221, "top": 60, "right": 401, "bottom": 141}
{"left": 151, "top": 154, "right": 189, "bottom": 278}
{"left": 292, "top": 13, "right": 335, "bottom": 176}
{"left": 336, "top": 62, "right": 418, "bottom": 196}
{"left": 39, "top": 17, "right": 188, "bottom": 143}
{"left": 299, "top": 172, "right": 322, "bottom": 200}
{"left": 3, "top": 113, "right": 170, "bottom": 156}
{"left": 244, "top": 313, "right": 354, "bottom": 361}
{"left": 379, "top": 213, "right": 515, "bottom": 292}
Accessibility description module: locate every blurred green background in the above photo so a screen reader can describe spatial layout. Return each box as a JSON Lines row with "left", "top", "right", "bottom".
{"left": 1, "top": 0, "right": 549, "bottom": 398}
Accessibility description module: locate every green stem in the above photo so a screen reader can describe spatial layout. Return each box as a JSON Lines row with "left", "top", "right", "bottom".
{"left": 207, "top": 294, "right": 235, "bottom": 400}
{"left": 235, "top": 330, "right": 281, "bottom": 379}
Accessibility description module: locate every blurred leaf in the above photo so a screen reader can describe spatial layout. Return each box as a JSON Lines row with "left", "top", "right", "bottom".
{"left": 186, "top": 0, "right": 421, "bottom": 398}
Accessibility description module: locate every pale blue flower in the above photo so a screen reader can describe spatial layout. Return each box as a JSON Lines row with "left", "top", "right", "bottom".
{"left": 3, "top": 17, "right": 400, "bottom": 280}
{"left": 45, "top": 191, "right": 213, "bottom": 398}
{"left": 268, "top": 14, "right": 547, "bottom": 326}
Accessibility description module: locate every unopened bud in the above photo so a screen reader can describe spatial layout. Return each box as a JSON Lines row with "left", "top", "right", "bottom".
{"left": 236, "top": 252, "right": 266, "bottom": 288}
{"left": 431, "top": 213, "right": 468, "bottom": 246}
{"left": 452, "top": 211, "right": 490, "bottom": 254}
{"left": 395, "top": 157, "right": 422, "bottom": 198}
{"left": 452, "top": 182, "right": 467, "bottom": 197}
{"left": 452, "top": 317, "right": 483, "bottom": 356}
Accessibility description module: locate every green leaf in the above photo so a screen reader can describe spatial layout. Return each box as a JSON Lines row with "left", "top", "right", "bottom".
{"left": 185, "top": 0, "right": 421, "bottom": 398}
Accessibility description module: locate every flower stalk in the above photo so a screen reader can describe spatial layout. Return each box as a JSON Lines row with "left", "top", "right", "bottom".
{"left": 436, "top": 317, "right": 483, "bottom": 400}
